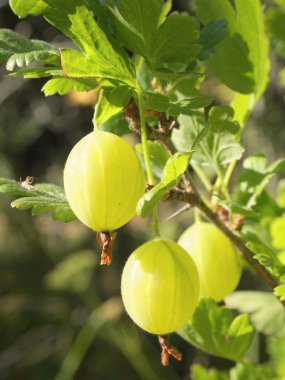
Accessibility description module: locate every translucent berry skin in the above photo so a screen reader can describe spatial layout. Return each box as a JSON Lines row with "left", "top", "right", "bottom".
{"left": 121, "top": 239, "right": 200, "bottom": 335}
{"left": 64, "top": 130, "right": 145, "bottom": 232}
{"left": 178, "top": 222, "right": 242, "bottom": 302}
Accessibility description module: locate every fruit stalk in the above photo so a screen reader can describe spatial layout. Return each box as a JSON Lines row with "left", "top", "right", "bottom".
{"left": 136, "top": 86, "right": 160, "bottom": 236}
{"left": 158, "top": 335, "right": 182, "bottom": 366}
{"left": 136, "top": 87, "right": 155, "bottom": 187}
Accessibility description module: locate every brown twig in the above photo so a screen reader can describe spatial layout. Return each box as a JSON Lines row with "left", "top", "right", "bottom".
{"left": 169, "top": 189, "right": 283, "bottom": 296}
{"left": 123, "top": 99, "right": 177, "bottom": 154}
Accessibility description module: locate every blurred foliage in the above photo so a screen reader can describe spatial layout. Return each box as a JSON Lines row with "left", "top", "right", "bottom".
{"left": 0, "top": 0, "right": 285, "bottom": 379}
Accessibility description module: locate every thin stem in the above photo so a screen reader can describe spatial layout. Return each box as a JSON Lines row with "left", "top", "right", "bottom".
{"left": 136, "top": 85, "right": 160, "bottom": 236}
{"left": 152, "top": 208, "right": 161, "bottom": 236}
{"left": 222, "top": 93, "right": 255, "bottom": 191}
{"left": 223, "top": 160, "right": 237, "bottom": 190}
{"left": 190, "top": 124, "right": 213, "bottom": 193}
{"left": 195, "top": 208, "right": 202, "bottom": 223}
{"left": 161, "top": 204, "right": 191, "bottom": 224}
{"left": 136, "top": 87, "right": 155, "bottom": 186}
{"left": 215, "top": 162, "right": 231, "bottom": 202}
{"left": 191, "top": 162, "right": 212, "bottom": 192}
{"left": 92, "top": 89, "right": 103, "bottom": 130}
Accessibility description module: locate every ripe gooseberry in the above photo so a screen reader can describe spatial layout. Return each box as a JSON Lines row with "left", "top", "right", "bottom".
{"left": 121, "top": 238, "right": 200, "bottom": 336}
{"left": 64, "top": 130, "right": 145, "bottom": 263}
{"left": 178, "top": 221, "right": 242, "bottom": 302}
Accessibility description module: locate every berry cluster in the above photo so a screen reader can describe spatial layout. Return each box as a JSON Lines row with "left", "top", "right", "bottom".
{"left": 63, "top": 131, "right": 242, "bottom": 363}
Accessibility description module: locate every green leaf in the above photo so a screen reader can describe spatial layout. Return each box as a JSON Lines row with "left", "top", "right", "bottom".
{"left": 240, "top": 230, "right": 285, "bottom": 279}
{"left": 195, "top": 0, "right": 270, "bottom": 96}
{"left": 107, "top": 1, "right": 200, "bottom": 72}
{"left": 221, "top": 201, "right": 260, "bottom": 218}
{"left": 45, "top": 250, "right": 97, "bottom": 293}
{"left": 98, "top": 112, "right": 130, "bottom": 136}
{"left": 61, "top": 49, "right": 134, "bottom": 87}
{"left": 238, "top": 155, "right": 285, "bottom": 208}
{"left": 230, "top": 93, "right": 255, "bottom": 126}
{"left": 137, "top": 152, "right": 192, "bottom": 218}
{"left": 274, "top": 284, "right": 285, "bottom": 302}
{"left": 172, "top": 107, "right": 244, "bottom": 168}
{"left": 191, "top": 364, "right": 229, "bottom": 380}
{"left": 226, "top": 291, "right": 285, "bottom": 337}
{"left": 0, "top": 178, "right": 76, "bottom": 223}
{"left": 198, "top": 19, "right": 228, "bottom": 61}
{"left": 229, "top": 362, "right": 275, "bottom": 380}
{"left": 42, "top": 77, "right": 98, "bottom": 96}
{"left": 9, "top": 67, "right": 63, "bottom": 78}
{"left": 43, "top": 0, "right": 135, "bottom": 86}
{"left": 136, "top": 141, "right": 171, "bottom": 179}
{"left": 95, "top": 85, "right": 133, "bottom": 124}
{"left": 270, "top": 214, "right": 285, "bottom": 250}
{"left": 151, "top": 13, "right": 200, "bottom": 72}
{"left": 0, "top": 29, "right": 60, "bottom": 71}
{"left": 9, "top": 0, "right": 47, "bottom": 18}
{"left": 268, "top": 336, "right": 285, "bottom": 377}
{"left": 277, "top": 179, "right": 285, "bottom": 207}
{"left": 144, "top": 91, "right": 211, "bottom": 115}
{"left": 0, "top": 177, "right": 37, "bottom": 197}
{"left": 179, "top": 298, "right": 255, "bottom": 361}
{"left": 106, "top": 0, "right": 163, "bottom": 59}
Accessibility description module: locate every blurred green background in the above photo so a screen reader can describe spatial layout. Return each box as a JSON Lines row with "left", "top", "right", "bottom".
{"left": 1, "top": 0, "right": 285, "bottom": 379}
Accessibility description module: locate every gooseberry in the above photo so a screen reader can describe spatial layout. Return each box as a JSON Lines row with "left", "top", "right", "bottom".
{"left": 178, "top": 221, "right": 242, "bottom": 302}
{"left": 64, "top": 129, "right": 145, "bottom": 232}
{"left": 121, "top": 238, "right": 200, "bottom": 335}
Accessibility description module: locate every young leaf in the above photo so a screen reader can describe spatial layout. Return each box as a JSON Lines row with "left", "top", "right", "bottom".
{"left": 0, "top": 178, "right": 76, "bottom": 223}
{"left": 195, "top": 0, "right": 270, "bottom": 97}
{"left": 230, "top": 362, "right": 275, "bottom": 380}
{"left": 226, "top": 291, "right": 285, "bottom": 336}
{"left": 144, "top": 91, "right": 211, "bottom": 115}
{"left": 172, "top": 107, "right": 244, "bottom": 168}
{"left": 95, "top": 85, "right": 133, "bottom": 124}
{"left": 238, "top": 155, "right": 285, "bottom": 208}
{"left": 240, "top": 230, "right": 285, "bottom": 280}
{"left": 43, "top": 0, "right": 135, "bottom": 87}
{"left": 136, "top": 141, "right": 171, "bottom": 178}
{"left": 9, "top": 67, "right": 63, "bottom": 78}
{"left": 198, "top": 19, "right": 228, "bottom": 61}
{"left": 0, "top": 29, "right": 60, "bottom": 71}
{"left": 98, "top": 112, "right": 130, "bottom": 136}
{"left": 9, "top": 0, "right": 47, "bottom": 18}
{"left": 137, "top": 152, "right": 192, "bottom": 218}
{"left": 191, "top": 364, "right": 229, "bottom": 380}
{"left": 42, "top": 77, "right": 98, "bottom": 96}
{"left": 179, "top": 298, "right": 255, "bottom": 361}
{"left": 268, "top": 336, "right": 285, "bottom": 378}
{"left": 270, "top": 214, "right": 285, "bottom": 254}
{"left": 274, "top": 284, "right": 285, "bottom": 302}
